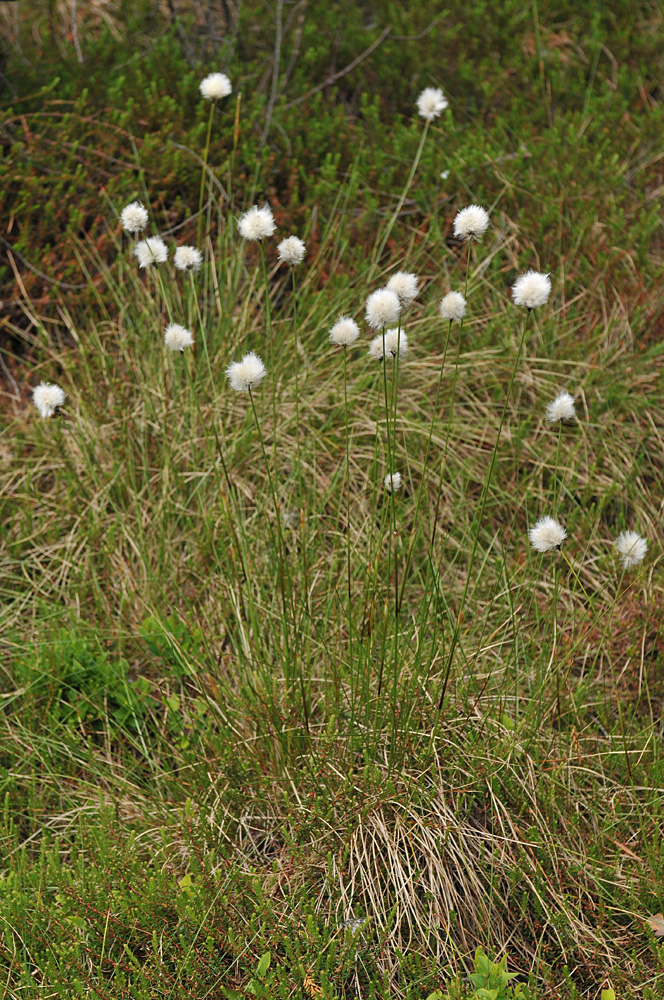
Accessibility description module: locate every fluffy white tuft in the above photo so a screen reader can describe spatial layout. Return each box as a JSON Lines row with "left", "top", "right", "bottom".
{"left": 546, "top": 391, "right": 575, "bottom": 423}
{"left": 453, "top": 204, "right": 490, "bottom": 241}
{"left": 387, "top": 271, "right": 419, "bottom": 306}
{"left": 120, "top": 201, "right": 148, "bottom": 236}
{"left": 416, "top": 87, "right": 448, "bottom": 121}
{"left": 200, "top": 72, "right": 232, "bottom": 100}
{"left": 329, "top": 317, "right": 360, "bottom": 347}
{"left": 174, "top": 246, "right": 203, "bottom": 272}
{"left": 528, "top": 516, "right": 567, "bottom": 553}
{"left": 365, "top": 288, "right": 401, "bottom": 330}
{"left": 439, "top": 291, "right": 466, "bottom": 322}
{"left": 237, "top": 204, "right": 276, "bottom": 242}
{"left": 615, "top": 530, "right": 647, "bottom": 568}
{"left": 384, "top": 471, "right": 402, "bottom": 493}
{"left": 33, "top": 381, "right": 66, "bottom": 418}
{"left": 134, "top": 236, "right": 168, "bottom": 268}
{"left": 164, "top": 323, "right": 194, "bottom": 353}
{"left": 277, "top": 235, "right": 306, "bottom": 266}
{"left": 512, "top": 270, "right": 551, "bottom": 309}
{"left": 225, "top": 351, "right": 267, "bottom": 392}
{"left": 368, "top": 328, "right": 408, "bottom": 361}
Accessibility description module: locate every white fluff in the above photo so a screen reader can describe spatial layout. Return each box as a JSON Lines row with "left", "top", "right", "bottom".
{"left": 512, "top": 270, "right": 551, "bottom": 309}
{"left": 120, "top": 201, "right": 148, "bottom": 236}
{"left": 615, "top": 530, "right": 647, "bottom": 568}
{"left": 384, "top": 471, "right": 402, "bottom": 493}
{"left": 416, "top": 87, "right": 448, "bottom": 121}
{"left": 365, "top": 288, "right": 401, "bottom": 330}
{"left": 546, "top": 391, "right": 575, "bottom": 423}
{"left": 439, "top": 291, "right": 466, "bottom": 322}
{"left": 174, "top": 246, "right": 203, "bottom": 272}
{"left": 329, "top": 317, "right": 360, "bottom": 347}
{"left": 387, "top": 271, "right": 419, "bottom": 306}
{"left": 528, "top": 516, "right": 567, "bottom": 553}
{"left": 277, "top": 235, "right": 306, "bottom": 266}
{"left": 368, "top": 328, "right": 408, "bottom": 361}
{"left": 164, "top": 323, "right": 194, "bottom": 353}
{"left": 226, "top": 351, "right": 267, "bottom": 391}
{"left": 134, "top": 236, "right": 168, "bottom": 268}
{"left": 33, "top": 381, "right": 66, "bottom": 418}
{"left": 453, "top": 205, "right": 489, "bottom": 241}
{"left": 237, "top": 204, "right": 276, "bottom": 242}
{"left": 200, "top": 72, "right": 232, "bottom": 100}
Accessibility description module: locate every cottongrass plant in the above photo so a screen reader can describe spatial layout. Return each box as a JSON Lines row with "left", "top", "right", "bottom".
{"left": 277, "top": 235, "right": 307, "bottom": 540}
{"left": 134, "top": 236, "right": 168, "bottom": 268}
{"left": 615, "top": 530, "right": 647, "bottom": 568}
{"left": 546, "top": 390, "right": 576, "bottom": 512}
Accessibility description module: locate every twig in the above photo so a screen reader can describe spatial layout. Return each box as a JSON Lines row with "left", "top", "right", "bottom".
{"left": 260, "top": 0, "right": 284, "bottom": 149}
{"left": 284, "top": 26, "right": 391, "bottom": 109}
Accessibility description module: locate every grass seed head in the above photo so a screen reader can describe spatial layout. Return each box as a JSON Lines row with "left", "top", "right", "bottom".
{"left": 387, "top": 271, "right": 419, "bottom": 306}
{"left": 33, "top": 381, "right": 66, "bottom": 418}
{"left": 164, "top": 323, "right": 194, "bottom": 353}
{"left": 133, "top": 236, "right": 168, "bottom": 267}
{"left": 120, "top": 201, "right": 148, "bottom": 236}
{"left": 440, "top": 291, "right": 466, "bottom": 322}
{"left": 226, "top": 351, "right": 267, "bottom": 391}
{"left": 546, "top": 390, "right": 575, "bottom": 423}
{"left": 416, "top": 87, "right": 448, "bottom": 121}
{"left": 384, "top": 471, "right": 402, "bottom": 492}
{"left": 453, "top": 204, "right": 489, "bottom": 241}
{"left": 512, "top": 270, "right": 551, "bottom": 309}
{"left": 200, "top": 72, "right": 232, "bottom": 100}
{"left": 238, "top": 204, "right": 276, "bottom": 242}
{"left": 529, "top": 516, "right": 567, "bottom": 553}
{"left": 615, "top": 530, "right": 647, "bottom": 568}
{"left": 329, "top": 317, "right": 360, "bottom": 347}
{"left": 365, "top": 288, "right": 401, "bottom": 330}
{"left": 174, "top": 246, "right": 203, "bottom": 272}
{"left": 277, "top": 235, "right": 306, "bottom": 266}
{"left": 368, "top": 328, "right": 408, "bottom": 360}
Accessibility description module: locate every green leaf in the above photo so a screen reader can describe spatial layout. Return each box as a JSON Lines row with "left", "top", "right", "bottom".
{"left": 601, "top": 991, "right": 616, "bottom": 1000}
{"left": 256, "top": 951, "right": 271, "bottom": 977}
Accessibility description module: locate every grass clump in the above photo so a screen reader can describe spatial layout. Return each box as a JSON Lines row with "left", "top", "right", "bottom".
{"left": 2, "top": 2, "right": 664, "bottom": 997}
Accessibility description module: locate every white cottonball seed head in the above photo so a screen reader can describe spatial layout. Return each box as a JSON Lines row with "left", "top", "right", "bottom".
{"left": 453, "top": 205, "right": 490, "bottom": 241}
{"left": 440, "top": 291, "right": 466, "bottom": 322}
{"left": 33, "top": 382, "right": 66, "bottom": 418}
{"left": 329, "top": 317, "right": 360, "bottom": 347}
{"left": 528, "top": 516, "right": 567, "bottom": 553}
{"left": 384, "top": 472, "right": 402, "bottom": 493}
{"left": 546, "top": 391, "right": 575, "bottom": 423}
{"left": 237, "top": 204, "right": 276, "bottom": 242}
{"left": 225, "top": 352, "right": 267, "bottom": 392}
{"left": 615, "top": 530, "right": 647, "bottom": 569}
{"left": 365, "top": 288, "right": 401, "bottom": 330}
{"left": 120, "top": 201, "right": 148, "bottom": 236}
{"left": 200, "top": 72, "right": 232, "bottom": 100}
{"left": 512, "top": 270, "right": 551, "bottom": 310}
{"left": 277, "top": 236, "right": 306, "bottom": 266}
{"left": 164, "top": 324, "right": 194, "bottom": 353}
{"left": 368, "top": 328, "right": 408, "bottom": 361}
{"left": 416, "top": 87, "right": 448, "bottom": 121}
{"left": 387, "top": 271, "right": 419, "bottom": 306}
{"left": 134, "top": 236, "right": 168, "bottom": 268}
{"left": 174, "top": 246, "right": 203, "bottom": 272}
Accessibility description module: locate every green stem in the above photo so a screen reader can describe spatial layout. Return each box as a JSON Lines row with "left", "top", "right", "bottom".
{"left": 198, "top": 101, "right": 215, "bottom": 246}
{"left": 438, "top": 305, "right": 532, "bottom": 711}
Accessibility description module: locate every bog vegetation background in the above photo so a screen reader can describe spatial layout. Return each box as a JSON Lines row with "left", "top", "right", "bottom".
{"left": 2, "top": 0, "right": 664, "bottom": 997}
